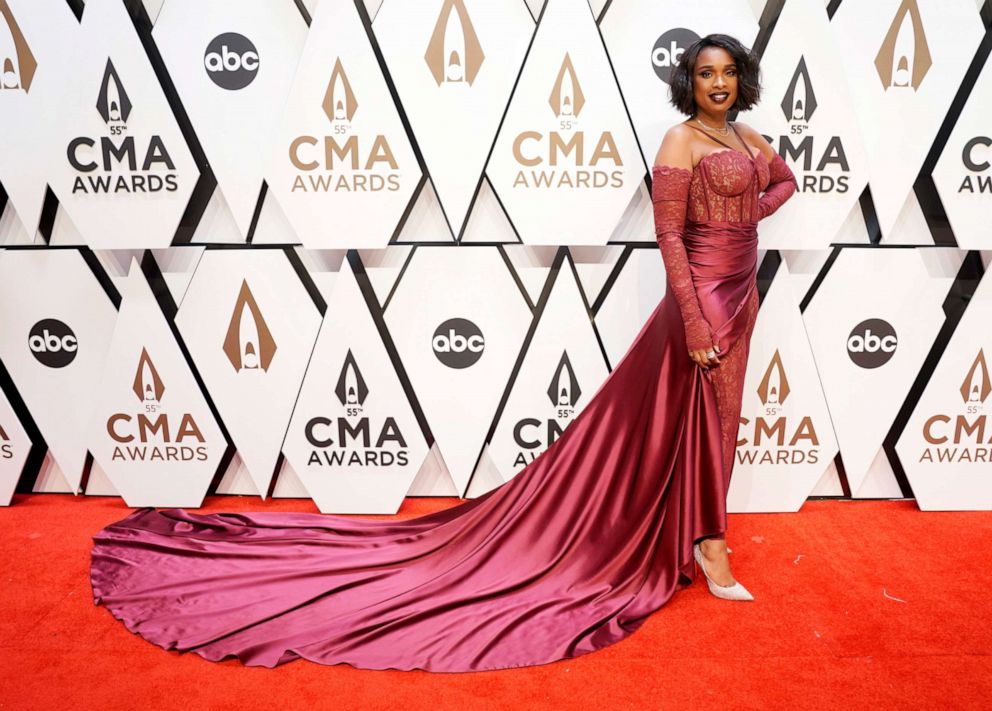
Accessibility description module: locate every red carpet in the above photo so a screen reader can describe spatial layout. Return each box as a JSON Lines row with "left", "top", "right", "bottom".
{"left": 1, "top": 494, "right": 989, "bottom": 710}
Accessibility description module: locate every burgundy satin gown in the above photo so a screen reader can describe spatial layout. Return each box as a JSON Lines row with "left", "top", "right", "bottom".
{"left": 89, "top": 123, "right": 797, "bottom": 673}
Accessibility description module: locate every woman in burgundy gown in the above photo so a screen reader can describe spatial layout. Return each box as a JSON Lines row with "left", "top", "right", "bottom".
{"left": 89, "top": 35, "right": 796, "bottom": 672}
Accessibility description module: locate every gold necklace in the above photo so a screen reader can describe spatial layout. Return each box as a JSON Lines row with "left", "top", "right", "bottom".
{"left": 694, "top": 117, "right": 730, "bottom": 136}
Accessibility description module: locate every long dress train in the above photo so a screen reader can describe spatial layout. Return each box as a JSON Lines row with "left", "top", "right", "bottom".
{"left": 89, "top": 123, "right": 797, "bottom": 673}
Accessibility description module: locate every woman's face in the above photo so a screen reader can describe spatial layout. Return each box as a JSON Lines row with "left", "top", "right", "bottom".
{"left": 691, "top": 46, "right": 738, "bottom": 115}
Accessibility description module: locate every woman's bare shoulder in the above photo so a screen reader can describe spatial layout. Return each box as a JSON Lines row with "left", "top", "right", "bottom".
{"left": 730, "top": 121, "right": 776, "bottom": 160}
{"left": 653, "top": 122, "right": 694, "bottom": 169}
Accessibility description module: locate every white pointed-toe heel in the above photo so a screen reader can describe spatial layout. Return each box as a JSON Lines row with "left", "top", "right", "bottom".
{"left": 693, "top": 542, "right": 753, "bottom": 601}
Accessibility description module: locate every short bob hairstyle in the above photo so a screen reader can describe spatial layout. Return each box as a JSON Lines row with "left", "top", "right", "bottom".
{"left": 668, "top": 34, "right": 761, "bottom": 116}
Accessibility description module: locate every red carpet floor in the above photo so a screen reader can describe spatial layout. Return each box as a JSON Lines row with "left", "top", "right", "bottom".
{"left": 1, "top": 494, "right": 990, "bottom": 710}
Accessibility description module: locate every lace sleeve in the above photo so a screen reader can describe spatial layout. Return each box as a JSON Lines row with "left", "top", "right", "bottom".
{"left": 651, "top": 164, "right": 714, "bottom": 351}
{"left": 757, "top": 153, "right": 798, "bottom": 220}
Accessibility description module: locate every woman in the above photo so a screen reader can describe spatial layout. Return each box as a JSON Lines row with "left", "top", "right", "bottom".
{"left": 89, "top": 34, "right": 796, "bottom": 673}
{"left": 653, "top": 33, "right": 797, "bottom": 595}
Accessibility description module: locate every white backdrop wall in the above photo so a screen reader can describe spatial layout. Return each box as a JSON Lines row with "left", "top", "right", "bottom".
{"left": 0, "top": 0, "right": 990, "bottom": 512}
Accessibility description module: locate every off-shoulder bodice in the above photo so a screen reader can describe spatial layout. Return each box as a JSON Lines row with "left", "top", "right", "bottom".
{"left": 654, "top": 149, "right": 771, "bottom": 224}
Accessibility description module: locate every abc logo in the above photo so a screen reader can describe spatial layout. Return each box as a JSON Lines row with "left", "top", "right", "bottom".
{"left": 651, "top": 28, "right": 700, "bottom": 84}
{"left": 847, "top": 319, "right": 897, "bottom": 369}
{"left": 29, "top": 319, "right": 78, "bottom": 368}
{"left": 432, "top": 318, "right": 485, "bottom": 369}
{"left": 204, "top": 33, "right": 259, "bottom": 90}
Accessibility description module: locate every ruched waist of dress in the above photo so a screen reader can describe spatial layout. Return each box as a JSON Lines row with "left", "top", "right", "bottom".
{"left": 681, "top": 220, "right": 758, "bottom": 281}
{"left": 683, "top": 219, "right": 757, "bottom": 243}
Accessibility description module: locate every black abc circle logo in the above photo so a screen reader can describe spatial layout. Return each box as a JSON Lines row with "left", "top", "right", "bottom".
{"left": 847, "top": 319, "right": 897, "bottom": 369}
{"left": 432, "top": 318, "right": 485, "bottom": 369}
{"left": 651, "top": 28, "right": 700, "bottom": 84}
{"left": 204, "top": 33, "right": 259, "bottom": 90}
{"left": 29, "top": 319, "right": 78, "bottom": 368}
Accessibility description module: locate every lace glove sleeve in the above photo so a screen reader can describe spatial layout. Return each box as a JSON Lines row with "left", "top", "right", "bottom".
{"left": 652, "top": 164, "right": 714, "bottom": 352}
{"left": 757, "top": 153, "right": 798, "bottom": 220}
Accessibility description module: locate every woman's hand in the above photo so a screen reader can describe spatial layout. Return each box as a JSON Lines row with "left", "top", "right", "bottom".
{"left": 688, "top": 342, "right": 721, "bottom": 370}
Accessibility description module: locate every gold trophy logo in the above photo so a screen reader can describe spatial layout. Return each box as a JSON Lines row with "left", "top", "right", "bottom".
{"left": 757, "top": 350, "right": 791, "bottom": 406}
{"left": 875, "top": 0, "right": 931, "bottom": 90}
{"left": 960, "top": 349, "right": 990, "bottom": 404}
{"left": 223, "top": 280, "right": 277, "bottom": 372}
{"left": 132, "top": 348, "right": 165, "bottom": 404}
{"left": 322, "top": 58, "right": 358, "bottom": 123}
{"left": 425, "top": 0, "right": 485, "bottom": 86}
{"left": 0, "top": 0, "right": 36, "bottom": 92}
{"left": 548, "top": 53, "right": 585, "bottom": 118}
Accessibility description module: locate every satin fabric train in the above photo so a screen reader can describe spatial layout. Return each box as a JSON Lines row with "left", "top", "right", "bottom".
{"left": 89, "top": 218, "right": 758, "bottom": 673}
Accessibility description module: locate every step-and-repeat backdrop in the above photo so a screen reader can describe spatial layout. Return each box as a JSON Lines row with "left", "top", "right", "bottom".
{"left": 0, "top": 0, "right": 990, "bottom": 512}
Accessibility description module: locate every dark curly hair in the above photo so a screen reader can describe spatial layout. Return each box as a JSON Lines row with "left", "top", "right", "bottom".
{"left": 668, "top": 34, "right": 761, "bottom": 116}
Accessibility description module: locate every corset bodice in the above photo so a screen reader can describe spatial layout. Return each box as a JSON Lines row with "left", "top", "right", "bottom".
{"left": 686, "top": 149, "right": 771, "bottom": 224}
